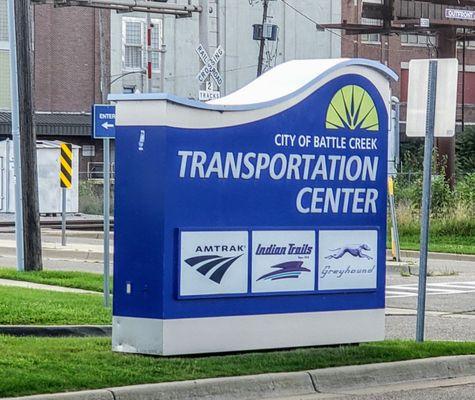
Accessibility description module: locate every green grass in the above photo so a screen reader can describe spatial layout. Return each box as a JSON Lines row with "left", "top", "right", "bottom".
{"left": 0, "top": 268, "right": 107, "bottom": 292}
{"left": 398, "top": 237, "right": 475, "bottom": 255}
{"left": 387, "top": 235, "right": 475, "bottom": 255}
{"left": 0, "top": 287, "right": 110, "bottom": 325}
{"left": 0, "top": 338, "right": 474, "bottom": 398}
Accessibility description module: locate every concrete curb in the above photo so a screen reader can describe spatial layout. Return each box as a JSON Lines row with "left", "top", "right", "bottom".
{"left": 386, "top": 249, "right": 475, "bottom": 262}
{"left": 0, "top": 325, "right": 111, "bottom": 337}
{"left": 6, "top": 355, "right": 475, "bottom": 400}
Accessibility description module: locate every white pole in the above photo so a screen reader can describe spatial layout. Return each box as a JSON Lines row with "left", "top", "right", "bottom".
{"left": 146, "top": 7, "right": 152, "bottom": 93}
{"left": 160, "top": 14, "right": 165, "bottom": 92}
{"left": 7, "top": 0, "right": 24, "bottom": 272}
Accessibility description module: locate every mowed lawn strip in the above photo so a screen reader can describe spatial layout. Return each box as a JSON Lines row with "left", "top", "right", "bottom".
{"left": 0, "top": 287, "right": 110, "bottom": 325}
{"left": 0, "top": 338, "right": 474, "bottom": 398}
{"left": 0, "top": 268, "right": 107, "bottom": 292}
{"left": 386, "top": 235, "right": 475, "bottom": 255}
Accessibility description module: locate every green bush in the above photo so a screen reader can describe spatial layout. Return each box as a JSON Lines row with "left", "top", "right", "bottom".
{"left": 456, "top": 128, "right": 475, "bottom": 175}
{"left": 394, "top": 174, "right": 452, "bottom": 215}
{"left": 456, "top": 173, "right": 475, "bottom": 209}
{"left": 78, "top": 180, "right": 114, "bottom": 215}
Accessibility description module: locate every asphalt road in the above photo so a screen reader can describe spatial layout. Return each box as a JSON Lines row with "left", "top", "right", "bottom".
{"left": 385, "top": 257, "right": 475, "bottom": 341}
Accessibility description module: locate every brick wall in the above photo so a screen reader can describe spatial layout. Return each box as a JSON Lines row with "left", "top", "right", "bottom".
{"left": 340, "top": 0, "right": 475, "bottom": 124}
{"left": 33, "top": 4, "right": 110, "bottom": 113}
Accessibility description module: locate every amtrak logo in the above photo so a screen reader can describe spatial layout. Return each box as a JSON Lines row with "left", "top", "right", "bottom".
{"left": 325, "top": 85, "right": 379, "bottom": 131}
{"left": 256, "top": 261, "right": 311, "bottom": 281}
{"left": 325, "top": 244, "right": 373, "bottom": 260}
{"left": 185, "top": 254, "right": 243, "bottom": 284}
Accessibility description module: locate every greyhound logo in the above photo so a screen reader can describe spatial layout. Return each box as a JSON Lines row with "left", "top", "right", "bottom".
{"left": 325, "top": 244, "right": 373, "bottom": 260}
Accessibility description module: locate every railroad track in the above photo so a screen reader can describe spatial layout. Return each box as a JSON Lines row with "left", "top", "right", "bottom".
{"left": 0, "top": 219, "right": 114, "bottom": 232}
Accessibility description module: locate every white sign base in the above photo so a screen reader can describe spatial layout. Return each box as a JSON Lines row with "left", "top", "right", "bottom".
{"left": 112, "top": 309, "right": 384, "bottom": 355}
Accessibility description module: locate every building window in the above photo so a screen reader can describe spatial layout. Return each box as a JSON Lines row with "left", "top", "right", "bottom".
{"left": 456, "top": 29, "right": 475, "bottom": 49}
{"left": 400, "top": 34, "right": 436, "bottom": 47}
{"left": 361, "top": 0, "right": 381, "bottom": 44}
{"left": 82, "top": 145, "right": 95, "bottom": 157}
{"left": 123, "top": 18, "right": 143, "bottom": 70}
{"left": 0, "top": 0, "right": 9, "bottom": 49}
{"left": 122, "top": 17, "right": 162, "bottom": 71}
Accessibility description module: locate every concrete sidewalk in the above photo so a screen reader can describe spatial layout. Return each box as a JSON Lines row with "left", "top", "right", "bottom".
{"left": 0, "top": 278, "right": 100, "bottom": 294}
{"left": 0, "top": 239, "right": 106, "bottom": 262}
{"left": 5, "top": 355, "right": 475, "bottom": 400}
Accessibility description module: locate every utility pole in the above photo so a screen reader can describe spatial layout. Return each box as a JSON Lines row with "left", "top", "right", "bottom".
{"left": 257, "top": 0, "right": 269, "bottom": 77}
{"left": 14, "top": 0, "right": 43, "bottom": 271}
{"left": 436, "top": 27, "right": 457, "bottom": 189}
{"left": 199, "top": 0, "right": 209, "bottom": 91}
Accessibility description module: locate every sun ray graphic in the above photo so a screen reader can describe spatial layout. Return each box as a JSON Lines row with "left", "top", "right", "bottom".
{"left": 326, "top": 85, "right": 379, "bottom": 131}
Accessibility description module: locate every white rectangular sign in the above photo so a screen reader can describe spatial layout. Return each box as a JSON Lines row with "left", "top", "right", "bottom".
{"left": 180, "top": 231, "right": 248, "bottom": 297}
{"left": 252, "top": 230, "right": 315, "bottom": 293}
{"left": 445, "top": 8, "right": 475, "bottom": 20}
{"left": 406, "top": 58, "right": 458, "bottom": 137}
{"left": 318, "top": 230, "right": 377, "bottom": 290}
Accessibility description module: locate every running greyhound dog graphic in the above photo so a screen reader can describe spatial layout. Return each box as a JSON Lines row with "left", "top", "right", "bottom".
{"left": 325, "top": 244, "right": 373, "bottom": 260}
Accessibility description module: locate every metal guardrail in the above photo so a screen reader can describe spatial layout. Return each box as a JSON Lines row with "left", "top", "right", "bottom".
{"left": 86, "top": 162, "right": 115, "bottom": 180}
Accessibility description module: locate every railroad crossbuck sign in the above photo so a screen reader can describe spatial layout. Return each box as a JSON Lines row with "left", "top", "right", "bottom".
{"left": 59, "top": 143, "right": 73, "bottom": 189}
{"left": 111, "top": 58, "right": 398, "bottom": 356}
{"left": 196, "top": 44, "right": 224, "bottom": 87}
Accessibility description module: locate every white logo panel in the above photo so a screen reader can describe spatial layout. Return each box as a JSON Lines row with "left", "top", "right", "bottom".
{"left": 318, "top": 230, "right": 377, "bottom": 290}
{"left": 180, "top": 231, "right": 248, "bottom": 297}
{"left": 252, "top": 230, "right": 315, "bottom": 293}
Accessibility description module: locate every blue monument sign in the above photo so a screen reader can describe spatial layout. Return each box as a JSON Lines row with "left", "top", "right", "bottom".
{"left": 92, "top": 104, "right": 116, "bottom": 139}
{"left": 110, "top": 59, "right": 398, "bottom": 355}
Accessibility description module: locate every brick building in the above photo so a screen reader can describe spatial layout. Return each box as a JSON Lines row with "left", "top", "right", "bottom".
{"left": 0, "top": 2, "right": 110, "bottom": 178}
{"left": 339, "top": 0, "right": 475, "bottom": 127}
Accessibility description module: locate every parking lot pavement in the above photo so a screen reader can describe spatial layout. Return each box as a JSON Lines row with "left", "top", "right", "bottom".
{"left": 386, "top": 257, "right": 475, "bottom": 341}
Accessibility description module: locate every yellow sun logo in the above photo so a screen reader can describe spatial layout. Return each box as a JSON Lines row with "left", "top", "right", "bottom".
{"left": 325, "top": 85, "right": 379, "bottom": 131}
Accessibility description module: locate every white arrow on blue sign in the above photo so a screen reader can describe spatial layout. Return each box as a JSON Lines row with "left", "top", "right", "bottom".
{"left": 93, "top": 104, "right": 116, "bottom": 139}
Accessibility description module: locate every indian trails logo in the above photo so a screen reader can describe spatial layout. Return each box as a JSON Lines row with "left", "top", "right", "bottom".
{"left": 255, "top": 243, "right": 312, "bottom": 281}
{"left": 257, "top": 261, "right": 310, "bottom": 281}
{"left": 255, "top": 243, "right": 313, "bottom": 256}
{"left": 325, "top": 85, "right": 379, "bottom": 132}
{"left": 185, "top": 249, "right": 244, "bottom": 284}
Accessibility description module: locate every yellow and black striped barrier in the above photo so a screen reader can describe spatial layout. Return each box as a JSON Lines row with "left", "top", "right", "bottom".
{"left": 60, "top": 143, "right": 73, "bottom": 189}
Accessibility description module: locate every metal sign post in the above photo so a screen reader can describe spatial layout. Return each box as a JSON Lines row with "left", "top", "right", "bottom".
{"left": 7, "top": 0, "right": 24, "bottom": 271}
{"left": 59, "top": 143, "right": 73, "bottom": 246}
{"left": 103, "top": 138, "right": 111, "bottom": 308}
{"left": 416, "top": 60, "right": 437, "bottom": 342}
{"left": 93, "top": 104, "right": 116, "bottom": 308}
{"left": 406, "top": 58, "right": 457, "bottom": 342}
{"left": 61, "top": 187, "right": 67, "bottom": 246}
